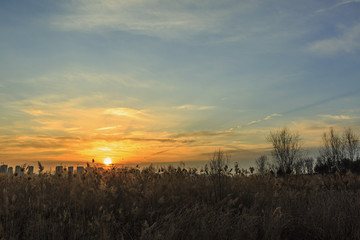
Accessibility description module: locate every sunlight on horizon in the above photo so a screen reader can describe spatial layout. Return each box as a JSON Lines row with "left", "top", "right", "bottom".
{"left": 104, "top": 157, "right": 112, "bottom": 165}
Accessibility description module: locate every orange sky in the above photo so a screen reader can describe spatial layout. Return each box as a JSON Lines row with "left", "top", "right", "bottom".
{"left": 1, "top": 100, "right": 355, "bottom": 168}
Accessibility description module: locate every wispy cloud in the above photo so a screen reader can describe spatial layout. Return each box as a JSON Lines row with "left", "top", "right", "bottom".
{"left": 104, "top": 108, "right": 152, "bottom": 121}
{"left": 264, "top": 113, "right": 282, "bottom": 121}
{"left": 96, "top": 126, "right": 121, "bottom": 131}
{"left": 287, "top": 120, "right": 333, "bottom": 146}
{"left": 316, "top": 0, "right": 360, "bottom": 13}
{"left": 176, "top": 105, "right": 215, "bottom": 110}
{"left": 309, "top": 23, "right": 360, "bottom": 55}
{"left": 247, "top": 113, "right": 282, "bottom": 125}
{"left": 98, "top": 147, "right": 112, "bottom": 151}
{"left": 90, "top": 135, "right": 197, "bottom": 144}
{"left": 126, "top": 138, "right": 195, "bottom": 144}
{"left": 170, "top": 129, "right": 237, "bottom": 139}
{"left": 319, "top": 114, "right": 352, "bottom": 120}
{"left": 22, "top": 109, "right": 52, "bottom": 117}
{"left": 32, "top": 72, "right": 155, "bottom": 89}
{"left": 52, "top": 0, "right": 238, "bottom": 39}
{"left": 248, "top": 120, "right": 262, "bottom": 125}
{"left": 282, "top": 89, "right": 360, "bottom": 115}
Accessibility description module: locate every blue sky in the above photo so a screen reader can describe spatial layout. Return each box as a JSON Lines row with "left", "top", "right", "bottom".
{"left": 0, "top": 0, "right": 360, "bottom": 167}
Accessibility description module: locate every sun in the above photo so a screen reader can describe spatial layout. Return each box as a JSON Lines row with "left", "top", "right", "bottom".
{"left": 104, "top": 157, "right": 112, "bottom": 165}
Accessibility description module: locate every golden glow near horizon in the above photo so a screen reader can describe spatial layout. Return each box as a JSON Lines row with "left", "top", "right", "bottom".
{"left": 104, "top": 157, "right": 112, "bottom": 165}
{"left": 0, "top": 101, "right": 349, "bottom": 168}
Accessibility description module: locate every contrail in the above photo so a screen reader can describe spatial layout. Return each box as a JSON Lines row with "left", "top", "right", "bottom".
{"left": 281, "top": 88, "right": 360, "bottom": 115}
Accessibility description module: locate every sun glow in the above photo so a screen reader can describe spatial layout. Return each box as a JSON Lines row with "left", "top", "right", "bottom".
{"left": 104, "top": 157, "right": 112, "bottom": 165}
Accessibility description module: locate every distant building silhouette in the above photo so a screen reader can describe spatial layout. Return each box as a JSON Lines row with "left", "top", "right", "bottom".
{"left": 15, "top": 166, "right": 24, "bottom": 176}
{"left": 77, "top": 166, "right": 84, "bottom": 175}
{"left": 7, "top": 167, "right": 13, "bottom": 176}
{"left": 56, "top": 166, "right": 63, "bottom": 174}
{"left": 0, "top": 164, "right": 95, "bottom": 176}
{"left": 0, "top": 165, "right": 7, "bottom": 174}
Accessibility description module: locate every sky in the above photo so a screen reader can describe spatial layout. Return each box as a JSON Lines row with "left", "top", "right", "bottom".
{"left": 0, "top": 0, "right": 360, "bottom": 168}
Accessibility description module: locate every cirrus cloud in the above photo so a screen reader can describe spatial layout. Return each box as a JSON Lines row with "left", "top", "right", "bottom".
{"left": 247, "top": 113, "right": 282, "bottom": 125}
{"left": 309, "top": 23, "right": 360, "bottom": 55}
{"left": 318, "top": 114, "right": 352, "bottom": 120}
{"left": 176, "top": 105, "right": 215, "bottom": 110}
{"left": 104, "top": 108, "right": 152, "bottom": 121}
{"left": 51, "top": 0, "right": 237, "bottom": 39}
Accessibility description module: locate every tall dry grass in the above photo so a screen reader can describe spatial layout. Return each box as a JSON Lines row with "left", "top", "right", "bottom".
{"left": 1, "top": 165, "right": 360, "bottom": 239}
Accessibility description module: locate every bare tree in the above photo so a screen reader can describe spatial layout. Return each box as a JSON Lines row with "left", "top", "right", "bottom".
{"left": 304, "top": 157, "right": 314, "bottom": 174}
{"left": 294, "top": 159, "right": 305, "bottom": 175}
{"left": 209, "top": 149, "right": 230, "bottom": 201}
{"left": 255, "top": 155, "right": 268, "bottom": 175}
{"left": 267, "top": 128, "right": 302, "bottom": 175}
{"left": 320, "top": 127, "right": 345, "bottom": 170}
{"left": 209, "top": 149, "right": 230, "bottom": 176}
{"left": 343, "top": 128, "right": 359, "bottom": 161}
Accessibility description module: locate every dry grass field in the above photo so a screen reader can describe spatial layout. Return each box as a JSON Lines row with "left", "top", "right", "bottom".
{"left": 1, "top": 165, "right": 360, "bottom": 240}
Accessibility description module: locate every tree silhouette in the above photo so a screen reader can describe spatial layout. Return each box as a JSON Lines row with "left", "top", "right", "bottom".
{"left": 267, "top": 128, "right": 302, "bottom": 175}
{"left": 343, "top": 128, "right": 359, "bottom": 161}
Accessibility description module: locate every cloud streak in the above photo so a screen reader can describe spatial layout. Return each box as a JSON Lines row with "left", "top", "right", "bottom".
{"left": 282, "top": 89, "right": 360, "bottom": 115}
{"left": 309, "top": 23, "right": 360, "bottom": 55}
{"left": 319, "top": 114, "right": 352, "bottom": 120}
{"left": 316, "top": 0, "right": 360, "bottom": 13}
{"left": 96, "top": 126, "right": 120, "bottom": 131}
{"left": 104, "top": 108, "right": 152, "bottom": 121}
{"left": 247, "top": 113, "right": 282, "bottom": 126}
{"left": 176, "top": 105, "right": 215, "bottom": 110}
{"left": 52, "top": 0, "right": 237, "bottom": 39}
{"left": 96, "top": 136, "right": 196, "bottom": 144}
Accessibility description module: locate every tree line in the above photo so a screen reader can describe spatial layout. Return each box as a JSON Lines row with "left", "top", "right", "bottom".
{"left": 256, "top": 127, "right": 360, "bottom": 176}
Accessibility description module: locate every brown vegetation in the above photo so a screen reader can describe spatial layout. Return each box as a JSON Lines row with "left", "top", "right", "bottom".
{"left": 1, "top": 164, "right": 360, "bottom": 240}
